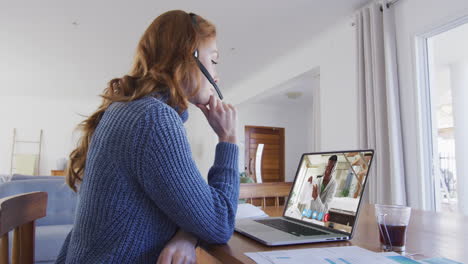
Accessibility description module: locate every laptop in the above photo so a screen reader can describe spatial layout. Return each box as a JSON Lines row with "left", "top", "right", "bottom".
{"left": 235, "top": 149, "right": 374, "bottom": 246}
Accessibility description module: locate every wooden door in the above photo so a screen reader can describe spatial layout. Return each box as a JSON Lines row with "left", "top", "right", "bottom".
{"left": 245, "top": 126, "right": 285, "bottom": 183}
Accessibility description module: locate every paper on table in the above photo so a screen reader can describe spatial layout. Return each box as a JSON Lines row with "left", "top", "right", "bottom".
{"left": 376, "top": 252, "right": 464, "bottom": 264}
{"left": 236, "top": 203, "right": 269, "bottom": 220}
{"left": 420, "top": 257, "right": 464, "bottom": 264}
{"left": 245, "top": 246, "right": 419, "bottom": 264}
{"left": 376, "top": 252, "right": 402, "bottom": 257}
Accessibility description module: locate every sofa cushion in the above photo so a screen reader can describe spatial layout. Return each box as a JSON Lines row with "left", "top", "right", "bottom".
{"left": 0, "top": 179, "right": 77, "bottom": 226}
{"left": 36, "top": 224, "right": 73, "bottom": 262}
{"left": 11, "top": 174, "right": 65, "bottom": 181}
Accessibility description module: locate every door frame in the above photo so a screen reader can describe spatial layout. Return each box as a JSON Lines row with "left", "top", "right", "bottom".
{"left": 245, "top": 125, "right": 285, "bottom": 182}
{"left": 414, "top": 14, "right": 468, "bottom": 211}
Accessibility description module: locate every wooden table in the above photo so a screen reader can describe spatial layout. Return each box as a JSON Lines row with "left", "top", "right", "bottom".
{"left": 200, "top": 204, "right": 468, "bottom": 263}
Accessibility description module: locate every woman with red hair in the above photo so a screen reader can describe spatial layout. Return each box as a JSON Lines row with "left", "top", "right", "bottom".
{"left": 57, "top": 10, "right": 238, "bottom": 264}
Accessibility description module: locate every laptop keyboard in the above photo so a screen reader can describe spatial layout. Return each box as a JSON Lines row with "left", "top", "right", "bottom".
{"left": 255, "top": 218, "right": 328, "bottom": 237}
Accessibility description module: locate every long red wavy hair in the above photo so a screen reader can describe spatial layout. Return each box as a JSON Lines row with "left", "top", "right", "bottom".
{"left": 66, "top": 10, "right": 216, "bottom": 191}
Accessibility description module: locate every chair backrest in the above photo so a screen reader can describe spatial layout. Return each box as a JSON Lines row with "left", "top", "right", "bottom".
{"left": 239, "top": 182, "right": 293, "bottom": 208}
{"left": 0, "top": 179, "right": 77, "bottom": 226}
{"left": 0, "top": 191, "right": 47, "bottom": 264}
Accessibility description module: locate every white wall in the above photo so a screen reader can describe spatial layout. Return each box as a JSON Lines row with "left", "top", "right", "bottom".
{"left": 228, "top": 0, "right": 468, "bottom": 210}
{"left": 184, "top": 105, "right": 218, "bottom": 179}
{"left": 0, "top": 96, "right": 100, "bottom": 175}
{"left": 226, "top": 19, "right": 359, "bottom": 152}
{"left": 0, "top": 4, "right": 361, "bottom": 182}
{"left": 393, "top": 0, "right": 468, "bottom": 210}
{"left": 0, "top": 96, "right": 218, "bottom": 179}
{"left": 236, "top": 103, "right": 312, "bottom": 182}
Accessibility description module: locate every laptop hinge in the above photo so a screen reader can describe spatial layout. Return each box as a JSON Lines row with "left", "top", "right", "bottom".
{"left": 283, "top": 216, "right": 351, "bottom": 236}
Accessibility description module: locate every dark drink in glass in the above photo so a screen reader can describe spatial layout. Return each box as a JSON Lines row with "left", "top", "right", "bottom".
{"left": 378, "top": 224, "right": 407, "bottom": 248}
{"left": 375, "top": 204, "right": 411, "bottom": 252}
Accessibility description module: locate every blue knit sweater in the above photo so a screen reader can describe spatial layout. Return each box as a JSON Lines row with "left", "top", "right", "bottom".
{"left": 56, "top": 95, "right": 239, "bottom": 263}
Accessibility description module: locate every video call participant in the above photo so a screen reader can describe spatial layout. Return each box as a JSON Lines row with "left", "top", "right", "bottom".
{"left": 308, "top": 155, "right": 338, "bottom": 216}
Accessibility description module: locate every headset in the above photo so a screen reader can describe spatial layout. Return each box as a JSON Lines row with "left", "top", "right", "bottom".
{"left": 189, "top": 13, "right": 224, "bottom": 100}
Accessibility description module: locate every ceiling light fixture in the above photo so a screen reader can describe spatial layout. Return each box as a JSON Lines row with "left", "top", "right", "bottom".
{"left": 285, "top": 91, "right": 303, "bottom": 99}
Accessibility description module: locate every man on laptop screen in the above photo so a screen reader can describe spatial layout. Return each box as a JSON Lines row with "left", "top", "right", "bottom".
{"left": 235, "top": 150, "right": 374, "bottom": 246}
{"left": 285, "top": 151, "right": 372, "bottom": 234}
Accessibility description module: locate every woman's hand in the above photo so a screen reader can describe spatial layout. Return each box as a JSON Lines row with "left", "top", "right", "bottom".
{"left": 156, "top": 230, "right": 198, "bottom": 264}
{"left": 197, "top": 95, "right": 237, "bottom": 144}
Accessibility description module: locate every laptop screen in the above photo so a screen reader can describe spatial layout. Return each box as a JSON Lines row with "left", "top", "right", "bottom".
{"left": 284, "top": 150, "right": 374, "bottom": 235}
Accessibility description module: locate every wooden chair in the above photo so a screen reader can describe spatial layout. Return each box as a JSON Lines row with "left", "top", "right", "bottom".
{"left": 0, "top": 192, "right": 47, "bottom": 264}
{"left": 239, "top": 182, "right": 293, "bottom": 208}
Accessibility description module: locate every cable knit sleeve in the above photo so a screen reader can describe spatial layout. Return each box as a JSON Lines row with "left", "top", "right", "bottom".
{"left": 134, "top": 104, "right": 239, "bottom": 244}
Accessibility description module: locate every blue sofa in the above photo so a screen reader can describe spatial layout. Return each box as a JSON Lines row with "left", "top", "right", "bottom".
{"left": 0, "top": 176, "right": 77, "bottom": 263}
{"left": 10, "top": 174, "right": 65, "bottom": 181}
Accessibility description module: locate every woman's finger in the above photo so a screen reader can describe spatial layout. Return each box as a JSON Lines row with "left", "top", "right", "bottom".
{"left": 222, "top": 102, "right": 230, "bottom": 112}
{"left": 156, "top": 250, "right": 170, "bottom": 264}
{"left": 215, "top": 97, "right": 223, "bottom": 111}
{"left": 183, "top": 256, "right": 195, "bottom": 264}
{"left": 228, "top": 104, "right": 236, "bottom": 115}
{"left": 172, "top": 253, "right": 184, "bottom": 264}
{"left": 209, "top": 94, "right": 217, "bottom": 111}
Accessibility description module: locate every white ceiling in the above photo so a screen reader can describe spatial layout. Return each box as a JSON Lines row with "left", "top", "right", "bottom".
{"left": 0, "top": 0, "right": 368, "bottom": 98}
{"left": 243, "top": 68, "right": 319, "bottom": 107}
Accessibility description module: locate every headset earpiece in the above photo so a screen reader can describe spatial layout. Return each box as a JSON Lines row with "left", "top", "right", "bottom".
{"left": 189, "top": 12, "right": 224, "bottom": 100}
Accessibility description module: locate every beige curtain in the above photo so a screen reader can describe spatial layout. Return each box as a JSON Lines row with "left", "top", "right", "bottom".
{"left": 355, "top": 1, "right": 407, "bottom": 205}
